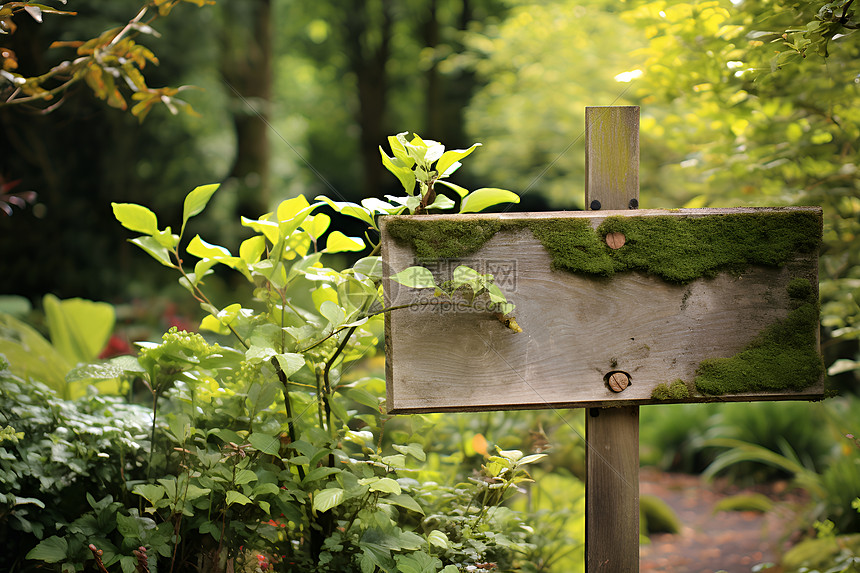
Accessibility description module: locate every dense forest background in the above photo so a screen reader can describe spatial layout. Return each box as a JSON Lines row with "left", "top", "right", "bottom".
{"left": 1, "top": 0, "right": 859, "bottom": 382}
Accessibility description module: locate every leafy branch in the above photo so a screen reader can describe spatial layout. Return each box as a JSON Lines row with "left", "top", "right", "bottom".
{"left": 0, "top": 0, "right": 212, "bottom": 118}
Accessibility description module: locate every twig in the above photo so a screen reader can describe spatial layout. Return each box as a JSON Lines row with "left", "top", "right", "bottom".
{"left": 88, "top": 544, "right": 110, "bottom": 573}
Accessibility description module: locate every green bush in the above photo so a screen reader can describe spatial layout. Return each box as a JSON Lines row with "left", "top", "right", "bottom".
{"left": 8, "top": 135, "right": 565, "bottom": 572}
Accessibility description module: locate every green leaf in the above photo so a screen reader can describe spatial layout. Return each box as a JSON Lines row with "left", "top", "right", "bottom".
{"left": 200, "top": 315, "right": 230, "bottom": 335}
{"left": 368, "top": 477, "right": 400, "bottom": 494}
{"left": 112, "top": 203, "right": 159, "bottom": 235}
{"left": 325, "top": 231, "right": 366, "bottom": 253}
{"left": 427, "top": 529, "right": 449, "bottom": 549}
{"left": 394, "top": 551, "right": 442, "bottom": 573}
{"left": 66, "top": 355, "right": 144, "bottom": 382}
{"left": 320, "top": 300, "right": 346, "bottom": 327}
{"left": 239, "top": 235, "right": 267, "bottom": 265}
{"left": 302, "top": 213, "right": 331, "bottom": 240}
{"left": 241, "top": 216, "right": 280, "bottom": 244}
{"left": 315, "top": 196, "right": 375, "bottom": 227}
{"left": 392, "top": 442, "right": 426, "bottom": 462}
{"left": 384, "top": 493, "right": 425, "bottom": 515}
{"left": 451, "top": 265, "right": 485, "bottom": 292}
{"left": 428, "top": 194, "right": 455, "bottom": 211}
{"left": 353, "top": 256, "right": 383, "bottom": 280}
{"left": 129, "top": 236, "right": 174, "bottom": 268}
{"left": 185, "top": 484, "right": 211, "bottom": 501}
{"left": 518, "top": 453, "right": 547, "bottom": 465}
{"left": 249, "top": 433, "right": 281, "bottom": 456}
{"left": 181, "top": 183, "right": 219, "bottom": 236}
{"left": 234, "top": 469, "right": 258, "bottom": 485}
{"left": 313, "top": 488, "right": 345, "bottom": 513}
{"left": 245, "top": 344, "right": 276, "bottom": 365}
{"left": 25, "top": 536, "right": 68, "bottom": 562}
{"left": 276, "top": 195, "right": 312, "bottom": 222}
{"left": 43, "top": 294, "right": 115, "bottom": 366}
{"left": 303, "top": 466, "right": 341, "bottom": 483}
{"left": 391, "top": 266, "right": 436, "bottom": 289}
{"left": 435, "top": 143, "right": 481, "bottom": 177}
{"left": 459, "top": 188, "right": 521, "bottom": 213}
{"left": 0, "top": 313, "right": 70, "bottom": 395}
{"left": 380, "top": 148, "right": 418, "bottom": 195}
{"left": 226, "top": 491, "right": 252, "bottom": 506}
{"left": 274, "top": 353, "right": 305, "bottom": 376}
{"left": 436, "top": 180, "right": 470, "bottom": 198}
{"left": 187, "top": 235, "right": 232, "bottom": 259}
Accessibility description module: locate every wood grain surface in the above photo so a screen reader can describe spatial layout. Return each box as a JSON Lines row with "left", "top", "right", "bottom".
{"left": 381, "top": 208, "right": 823, "bottom": 413}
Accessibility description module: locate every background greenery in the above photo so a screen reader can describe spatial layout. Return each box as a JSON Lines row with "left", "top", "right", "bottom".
{"left": 1, "top": 0, "right": 859, "bottom": 571}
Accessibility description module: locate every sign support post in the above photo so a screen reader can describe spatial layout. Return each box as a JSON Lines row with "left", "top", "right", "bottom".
{"left": 584, "top": 106, "right": 641, "bottom": 572}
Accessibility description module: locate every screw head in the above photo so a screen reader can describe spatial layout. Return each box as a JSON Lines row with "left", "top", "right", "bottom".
{"left": 590, "top": 200, "right": 601, "bottom": 211}
{"left": 607, "top": 372, "right": 630, "bottom": 392}
{"left": 605, "top": 232, "right": 626, "bottom": 249}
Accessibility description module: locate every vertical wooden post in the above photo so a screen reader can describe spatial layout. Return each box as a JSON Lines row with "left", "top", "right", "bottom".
{"left": 585, "top": 106, "right": 640, "bottom": 572}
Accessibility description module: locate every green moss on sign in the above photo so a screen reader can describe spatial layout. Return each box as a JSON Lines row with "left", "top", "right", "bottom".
{"left": 385, "top": 210, "right": 821, "bottom": 284}
{"left": 596, "top": 211, "right": 821, "bottom": 283}
{"left": 385, "top": 218, "right": 512, "bottom": 261}
{"left": 651, "top": 379, "right": 691, "bottom": 400}
{"left": 694, "top": 279, "right": 824, "bottom": 395}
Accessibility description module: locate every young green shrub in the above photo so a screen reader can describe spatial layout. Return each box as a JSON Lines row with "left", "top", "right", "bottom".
{"left": 22, "top": 134, "right": 541, "bottom": 572}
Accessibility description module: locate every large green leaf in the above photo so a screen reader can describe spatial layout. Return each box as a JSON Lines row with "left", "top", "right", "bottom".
{"left": 187, "top": 235, "right": 232, "bottom": 259}
{"left": 435, "top": 143, "right": 481, "bottom": 177}
{"left": 112, "top": 202, "right": 159, "bottom": 235}
{"left": 459, "top": 188, "right": 521, "bottom": 213}
{"left": 129, "top": 236, "right": 175, "bottom": 267}
{"left": 0, "top": 313, "right": 70, "bottom": 394}
{"left": 25, "top": 536, "right": 68, "bottom": 563}
{"left": 315, "top": 196, "right": 376, "bottom": 227}
{"left": 312, "top": 488, "right": 345, "bottom": 513}
{"left": 181, "top": 183, "right": 219, "bottom": 236}
{"left": 324, "top": 231, "right": 366, "bottom": 253}
{"left": 43, "top": 294, "right": 115, "bottom": 366}
{"left": 248, "top": 432, "right": 281, "bottom": 456}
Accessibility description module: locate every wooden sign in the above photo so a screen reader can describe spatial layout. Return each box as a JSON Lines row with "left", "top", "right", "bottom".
{"left": 381, "top": 106, "right": 824, "bottom": 572}
{"left": 381, "top": 206, "right": 824, "bottom": 414}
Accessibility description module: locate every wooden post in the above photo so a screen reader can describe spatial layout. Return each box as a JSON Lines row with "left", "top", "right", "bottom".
{"left": 585, "top": 106, "right": 641, "bottom": 572}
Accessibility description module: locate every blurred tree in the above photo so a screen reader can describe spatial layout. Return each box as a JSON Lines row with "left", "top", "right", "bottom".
{"left": 218, "top": 0, "right": 273, "bottom": 217}
{"left": 0, "top": 0, "right": 226, "bottom": 300}
{"left": 272, "top": 0, "right": 507, "bottom": 200}
{"left": 457, "top": 0, "right": 648, "bottom": 208}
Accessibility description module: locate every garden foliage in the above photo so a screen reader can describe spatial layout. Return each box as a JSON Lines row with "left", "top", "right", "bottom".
{"left": 0, "top": 134, "right": 561, "bottom": 572}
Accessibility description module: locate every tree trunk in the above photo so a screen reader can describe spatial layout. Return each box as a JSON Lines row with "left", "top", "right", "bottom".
{"left": 219, "top": 0, "right": 273, "bottom": 217}
{"left": 341, "top": 0, "right": 393, "bottom": 198}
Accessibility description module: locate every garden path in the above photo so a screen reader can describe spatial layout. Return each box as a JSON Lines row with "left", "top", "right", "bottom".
{"left": 639, "top": 468, "right": 804, "bottom": 573}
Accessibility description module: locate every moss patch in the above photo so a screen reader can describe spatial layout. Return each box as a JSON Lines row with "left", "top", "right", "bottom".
{"left": 385, "top": 218, "right": 513, "bottom": 260}
{"left": 595, "top": 210, "right": 821, "bottom": 283}
{"left": 651, "top": 379, "right": 691, "bottom": 401}
{"left": 694, "top": 279, "right": 823, "bottom": 395}
{"left": 386, "top": 210, "right": 821, "bottom": 284}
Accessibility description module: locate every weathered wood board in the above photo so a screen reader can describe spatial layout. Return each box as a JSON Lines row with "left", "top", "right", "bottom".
{"left": 382, "top": 207, "right": 824, "bottom": 413}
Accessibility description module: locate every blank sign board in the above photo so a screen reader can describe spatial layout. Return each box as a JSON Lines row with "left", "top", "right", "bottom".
{"left": 381, "top": 207, "right": 824, "bottom": 413}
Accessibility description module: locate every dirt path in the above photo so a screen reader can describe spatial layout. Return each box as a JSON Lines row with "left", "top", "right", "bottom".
{"left": 639, "top": 469, "right": 801, "bottom": 573}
